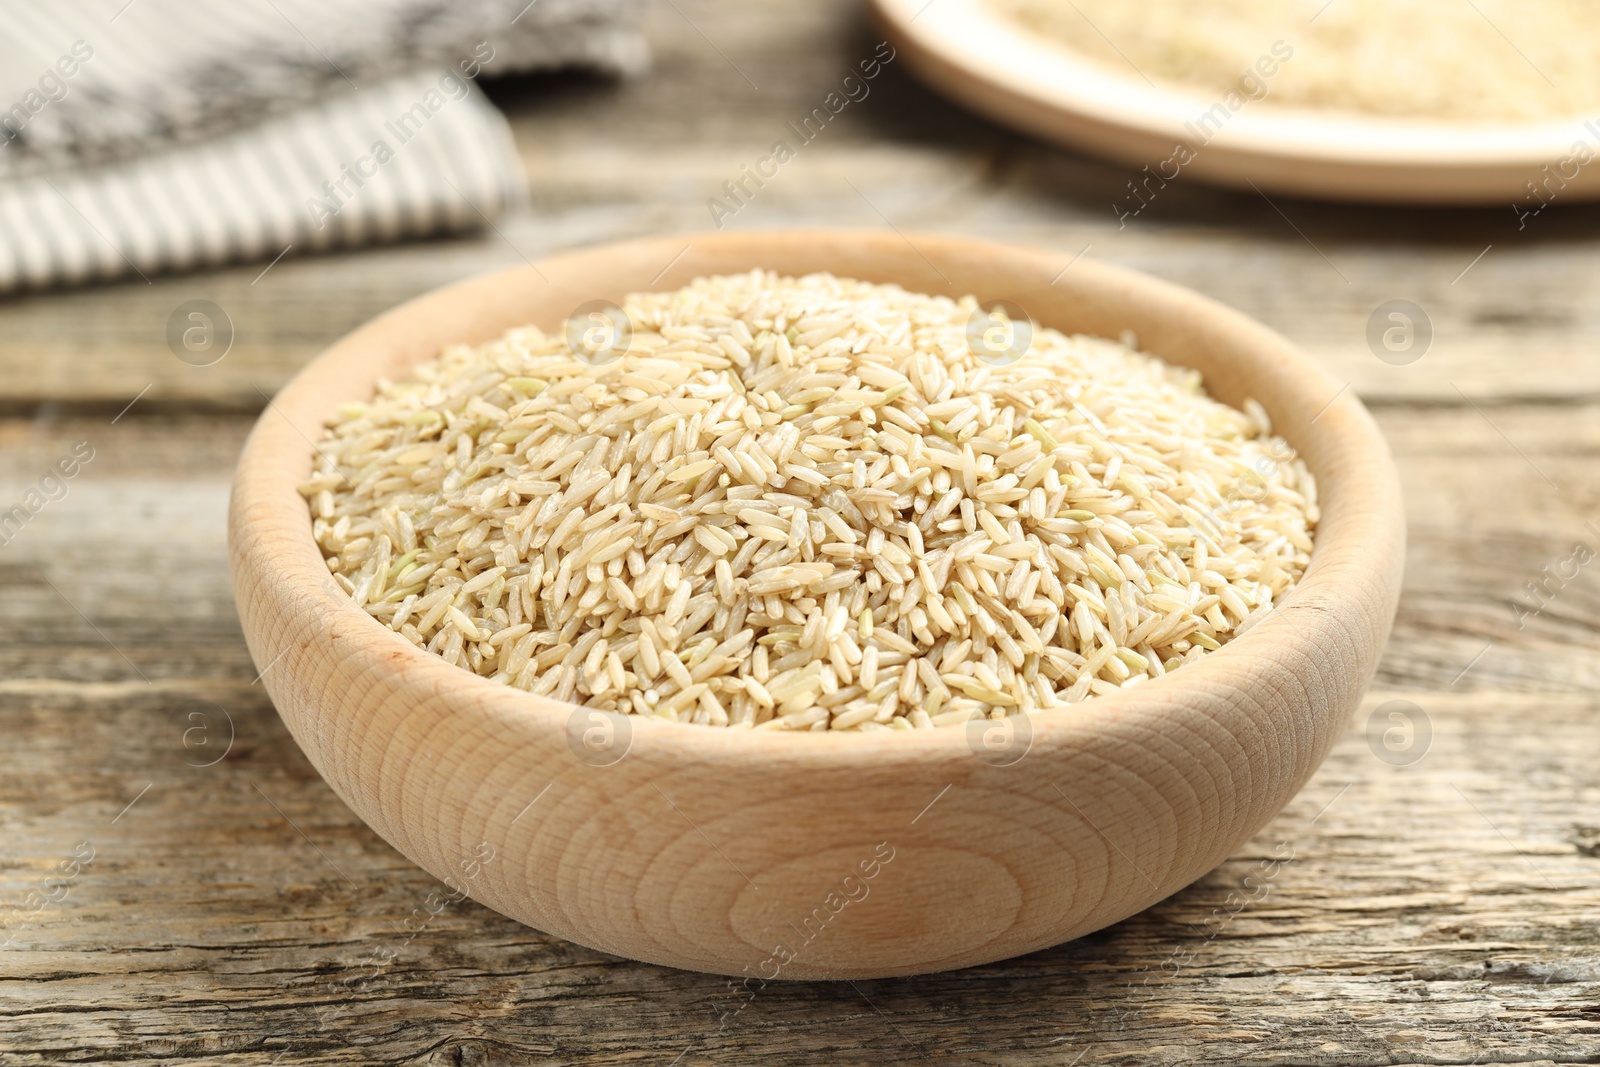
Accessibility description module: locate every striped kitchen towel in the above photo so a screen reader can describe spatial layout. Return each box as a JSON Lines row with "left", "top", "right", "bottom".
{"left": 0, "top": 0, "right": 647, "bottom": 292}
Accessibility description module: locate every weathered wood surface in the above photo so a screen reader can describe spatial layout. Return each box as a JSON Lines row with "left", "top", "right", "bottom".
{"left": 1, "top": 0, "right": 1598, "bottom": 1063}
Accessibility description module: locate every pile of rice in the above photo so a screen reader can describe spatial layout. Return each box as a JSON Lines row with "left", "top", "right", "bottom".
{"left": 300, "top": 271, "right": 1316, "bottom": 732}
{"left": 991, "top": 0, "right": 1600, "bottom": 122}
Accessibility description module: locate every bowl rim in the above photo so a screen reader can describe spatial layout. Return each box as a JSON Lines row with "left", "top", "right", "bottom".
{"left": 872, "top": 0, "right": 1600, "bottom": 195}
{"left": 230, "top": 227, "right": 1402, "bottom": 769}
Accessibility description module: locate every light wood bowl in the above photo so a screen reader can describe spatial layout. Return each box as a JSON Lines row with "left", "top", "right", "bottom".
{"left": 228, "top": 230, "right": 1404, "bottom": 979}
{"left": 874, "top": 0, "right": 1600, "bottom": 204}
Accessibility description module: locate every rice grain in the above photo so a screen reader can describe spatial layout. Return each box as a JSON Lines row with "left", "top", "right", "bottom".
{"left": 302, "top": 271, "right": 1317, "bottom": 732}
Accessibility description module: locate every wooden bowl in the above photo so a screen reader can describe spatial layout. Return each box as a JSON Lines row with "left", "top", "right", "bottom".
{"left": 228, "top": 230, "right": 1404, "bottom": 979}
{"left": 874, "top": 0, "right": 1600, "bottom": 204}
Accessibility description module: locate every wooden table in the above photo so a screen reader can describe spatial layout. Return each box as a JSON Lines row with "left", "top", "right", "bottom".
{"left": 3, "top": 2, "right": 1598, "bottom": 1063}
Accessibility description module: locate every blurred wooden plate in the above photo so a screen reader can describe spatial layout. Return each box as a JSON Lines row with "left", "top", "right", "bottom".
{"left": 873, "top": 0, "right": 1600, "bottom": 205}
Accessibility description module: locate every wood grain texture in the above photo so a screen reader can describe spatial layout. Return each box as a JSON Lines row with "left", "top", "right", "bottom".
{"left": 1, "top": 0, "right": 1597, "bottom": 1060}
{"left": 1, "top": 677, "right": 1596, "bottom": 1065}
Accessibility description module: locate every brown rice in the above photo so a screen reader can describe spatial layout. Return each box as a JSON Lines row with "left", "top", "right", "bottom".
{"left": 300, "top": 271, "right": 1317, "bottom": 731}
{"left": 991, "top": 0, "right": 1600, "bottom": 122}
